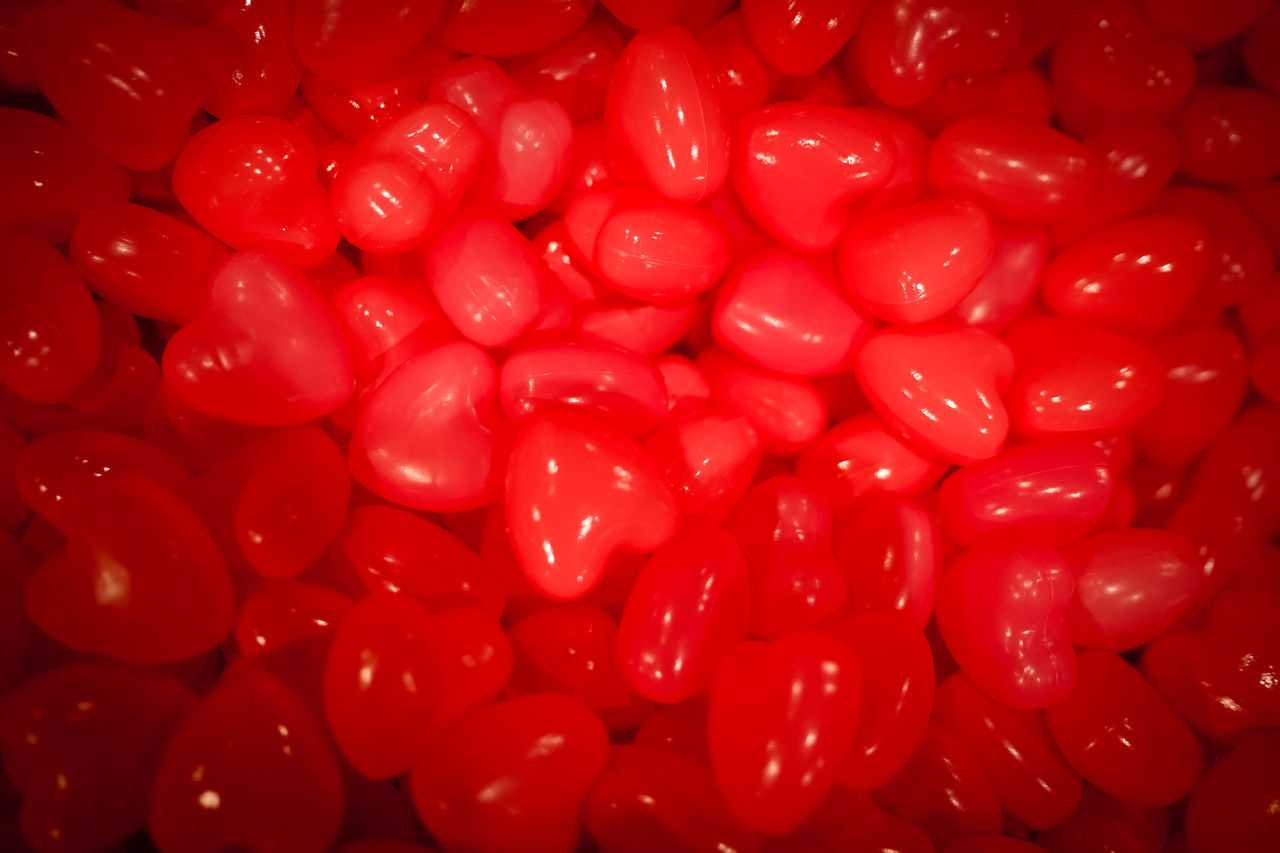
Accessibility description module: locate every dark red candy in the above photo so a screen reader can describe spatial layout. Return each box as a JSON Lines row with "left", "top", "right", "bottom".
{"left": 432, "top": 0, "right": 597, "bottom": 58}
{"left": 937, "top": 543, "right": 1077, "bottom": 709}
{"left": 150, "top": 669, "right": 345, "bottom": 853}
{"left": 292, "top": 0, "right": 447, "bottom": 81}
{"left": 409, "top": 694, "right": 609, "bottom": 853}
{"left": 1184, "top": 731, "right": 1280, "bottom": 853}
{"left": 1190, "top": 403, "right": 1280, "bottom": 536}
{"left": 234, "top": 580, "right": 356, "bottom": 660}
{"left": 709, "top": 631, "right": 863, "bottom": 834}
{"left": 1176, "top": 86, "right": 1280, "bottom": 185}
{"left": 0, "top": 664, "right": 195, "bottom": 853}
{"left": 1045, "top": 651, "right": 1203, "bottom": 807}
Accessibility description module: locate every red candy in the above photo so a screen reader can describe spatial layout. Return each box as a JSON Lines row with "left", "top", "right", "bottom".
{"left": 7, "top": 2, "right": 1280, "bottom": 849}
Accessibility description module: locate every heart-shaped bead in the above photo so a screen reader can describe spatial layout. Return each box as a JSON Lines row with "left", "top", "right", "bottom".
{"left": 24, "top": 474, "right": 234, "bottom": 664}
{"left": 505, "top": 410, "right": 680, "bottom": 601}
{"left": 936, "top": 543, "right": 1078, "bottom": 709}
{"left": 855, "top": 321, "right": 1013, "bottom": 464}
{"left": 730, "top": 104, "right": 896, "bottom": 253}
{"left": 162, "top": 252, "right": 355, "bottom": 427}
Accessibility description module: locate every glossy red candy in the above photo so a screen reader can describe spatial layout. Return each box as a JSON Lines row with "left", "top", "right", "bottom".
{"left": 505, "top": 410, "right": 680, "bottom": 601}
{"left": 0, "top": 106, "right": 130, "bottom": 242}
{"left": 951, "top": 224, "right": 1047, "bottom": 332}
{"left": 234, "top": 580, "right": 355, "bottom": 660}
{"left": 730, "top": 104, "right": 896, "bottom": 253}
{"left": 697, "top": 348, "right": 829, "bottom": 455}
{"left": 20, "top": 0, "right": 206, "bottom": 170}
{"left": 163, "top": 252, "right": 355, "bottom": 426}
{"left": 1004, "top": 317, "right": 1164, "bottom": 437}
{"left": 1176, "top": 86, "right": 1280, "bottom": 185}
{"left": 936, "top": 440, "right": 1114, "bottom": 548}
{"left": 173, "top": 116, "right": 339, "bottom": 269}
{"left": 71, "top": 202, "right": 230, "bottom": 325}
{"left": 616, "top": 522, "right": 751, "bottom": 704}
{"left": 350, "top": 341, "right": 505, "bottom": 513}
{"left": 934, "top": 674, "right": 1081, "bottom": 831}
{"left": 1045, "top": 651, "right": 1202, "bottom": 807}
{"left": 845, "top": 196, "right": 993, "bottom": 322}
{"left": 1184, "top": 731, "right": 1280, "bottom": 853}
{"left": 25, "top": 473, "right": 234, "bottom": 664}
{"left": 644, "top": 407, "right": 761, "bottom": 522}
{"left": 150, "top": 669, "right": 345, "bottom": 853}
{"left": 1041, "top": 216, "right": 1208, "bottom": 337}
{"left": 505, "top": 16, "right": 625, "bottom": 122}
{"left": 592, "top": 196, "right": 729, "bottom": 302}
{"left": 714, "top": 249, "right": 871, "bottom": 376}
{"left": 929, "top": 114, "right": 1099, "bottom": 225}
{"left": 730, "top": 476, "right": 848, "bottom": 638}
{"left": 324, "top": 593, "right": 511, "bottom": 779}
{"left": 1142, "top": 585, "right": 1280, "bottom": 743}
{"left": 1190, "top": 404, "right": 1280, "bottom": 536}
{"left": 856, "top": 322, "right": 1014, "bottom": 464}
{"left": 0, "top": 236, "right": 102, "bottom": 406}
{"left": 583, "top": 745, "right": 762, "bottom": 853}
{"left": 293, "top": 0, "right": 446, "bottom": 81}
{"left": 697, "top": 11, "right": 777, "bottom": 118}
{"left": 1050, "top": 0, "right": 1195, "bottom": 136}
{"left": 332, "top": 504, "right": 505, "bottom": 618}
{"left": 739, "top": 0, "right": 867, "bottom": 77}
{"left": 709, "top": 631, "right": 863, "bottom": 834}
{"left": 604, "top": 27, "right": 729, "bottom": 204}
{"left": 576, "top": 296, "right": 701, "bottom": 358}
{"left": 937, "top": 543, "right": 1077, "bottom": 709}
{"left": 833, "top": 494, "right": 938, "bottom": 628}
{"left": 0, "top": 664, "right": 195, "bottom": 853}
{"left": 831, "top": 611, "right": 935, "bottom": 791}
{"left": 798, "top": 413, "right": 946, "bottom": 514}
{"left": 432, "top": 0, "right": 597, "bottom": 57}
{"left": 873, "top": 719, "right": 1003, "bottom": 847}
{"left": 409, "top": 694, "right": 609, "bottom": 853}
{"left": 508, "top": 604, "right": 653, "bottom": 731}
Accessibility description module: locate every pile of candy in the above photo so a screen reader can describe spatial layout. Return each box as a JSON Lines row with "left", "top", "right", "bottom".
{"left": 1, "top": 0, "right": 1279, "bottom": 851}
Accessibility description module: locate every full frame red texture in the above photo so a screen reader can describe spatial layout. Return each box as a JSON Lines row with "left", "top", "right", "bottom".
{"left": 1, "top": 1, "right": 1280, "bottom": 852}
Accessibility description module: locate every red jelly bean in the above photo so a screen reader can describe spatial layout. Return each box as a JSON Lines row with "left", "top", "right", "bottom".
{"left": 173, "top": 116, "right": 339, "bottom": 268}
{"left": 150, "top": 669, "right": 345, "bottom": 853}
{"left": 730, "top": 476, "right": 848, "bottom": 638}
{"left": 616, "top": 522, "right": 751, "bottom": 704}
{"left": 0, "top": 236, "right": 102, "bottom": 406}
{"left": 1050, "top": 0, "right": 1196, "bottom": 136}
{"left": 1045, "top": 651, "right": 1203, "bottom": 807}
{"left": 934, "top": 673, "right": 1082, "bottom": 831}
{"left": 604, "top": 27, "right": 729, "bottom": 204}
{"left": 323, "top": 593, "right": 511, "bottom": 779}
{"left": 797, "top": 413, "right": 946, "bottom": 513}
{"left": 292, "top": 0, "right": 447, "bottom": 81}
{"left": 505, "top": 410, "right": 680, "bottom": 601}
{"left": 698, "top": 11, "right": 776, "bottom": 117}
{"left": 740, "top": 0, "right": 868, "bottom": 77}
{"left": 1004, "top": 317, "right": 1164, "bottom": 437}
{"left": 432, "top": 0, "right": 597, "bottom": 58}
{"left": 856, "top": 322, "right": 1014, "bottom": 464}
{"left": 851, "top": 0, "right": 1022, "bottom": 107}
{"left": 873, "top": 719, "right": 1004, "bottom": 847}
{"left": 834, "top": 493, "right": 938, "bottom": 627}
{"left": 709, "top": 631, "right": 863, "bottom": 834}
{"left": 840, "top": 197, "right": 993, "bottom": 324}
{"left": 583, "top": 744, "right": 762, "bottom": 853}
{"left": 20, "top": 0, "right": 206, "bottom": 170}
{"left": 350, "top": 340, "right": 505, "bottom": 513}
{"left": 1190, "top": 403, "right": 1280, "bottom": 536}
{"left": 928, "top": 114, "right": 1099, "bottom": 224}
{"left": 730, "top": 104, "right": 896, "bottom": 253}
{"left": 409, "top": 694, "right": 609, "bottom": 853}
{"left": 643, "top": 407, "right": 761, "bottom": 522}
{"left": 0, "top": 664, "right": 195, "bottom": 853}
{"left": 592, "top": 196, "right": 729, "bottom": 302}
{"left": 1041, "top": 215, "right": 1208, "bottom": 337}
{"left": 24, "top": 473, "right": 234, "bottom": 664}
{"left": 714, "top": 249, "right": 871, "bottom": 376}
{"left": 71, "top": 202, "right": 230, "bottom": 325}
{"left": 936, "top": 440, "right": 1114, "bottom": 548}
{"left": 163, "top": 252, "right": 355, "bottom": 426}
{"left": 951, "top": 224, "right": 1047, "bottom": 332}
{"left": 0, "top": 106, "right": 130, "bottom": 242}
{"left": 1176, "top": 86, "right": 1280, "bottom": 185}
{"left": 832, "top": 611, "right": 935, "bottom": 791}
{"left": 508, "top": 604, "right": 653, "bottom": 731}
{"left": 937, "top": 543, "right": 1078, "bottom": 709}
{"left": 1184, "top": 731, "right": 1280, "bottom": 853}
{"left": 234, "top": 580, "right": 355, "bottom": 660}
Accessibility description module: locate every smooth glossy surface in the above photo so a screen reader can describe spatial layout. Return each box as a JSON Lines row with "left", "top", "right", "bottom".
{"left": 1184, "top": 732, "right": 1280, "bottom": 853}
{"left": 643, "top": 407, "right": 762, "bottom": 522}
{"left": 798, "top": 413, "right": 946, "bottom": 514}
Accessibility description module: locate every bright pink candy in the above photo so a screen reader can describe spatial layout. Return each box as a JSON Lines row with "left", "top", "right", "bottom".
{"left": 616, "top": 522, "right": 751, "bottom": 704}
{"left": 505, "top": 410, "right": 680, "bottom": 601}
{"left": 163, "top": 252, "right": 355, "bottom": 426}
{"left": 173, "top": 116, "right": 339, "bottom": 269}
{"left": 709, "top": 631, "right": 863, "bottom": 834}
{"left": 604, "top": 27, "right": 729, "bottom": 204}
{"left": 937, "top": 543, "right": 1078, "bottom": 709}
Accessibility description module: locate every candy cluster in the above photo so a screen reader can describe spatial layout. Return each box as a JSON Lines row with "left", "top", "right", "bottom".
{"left": 1, "top": 1, "right": 1279, "bottom": 852}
